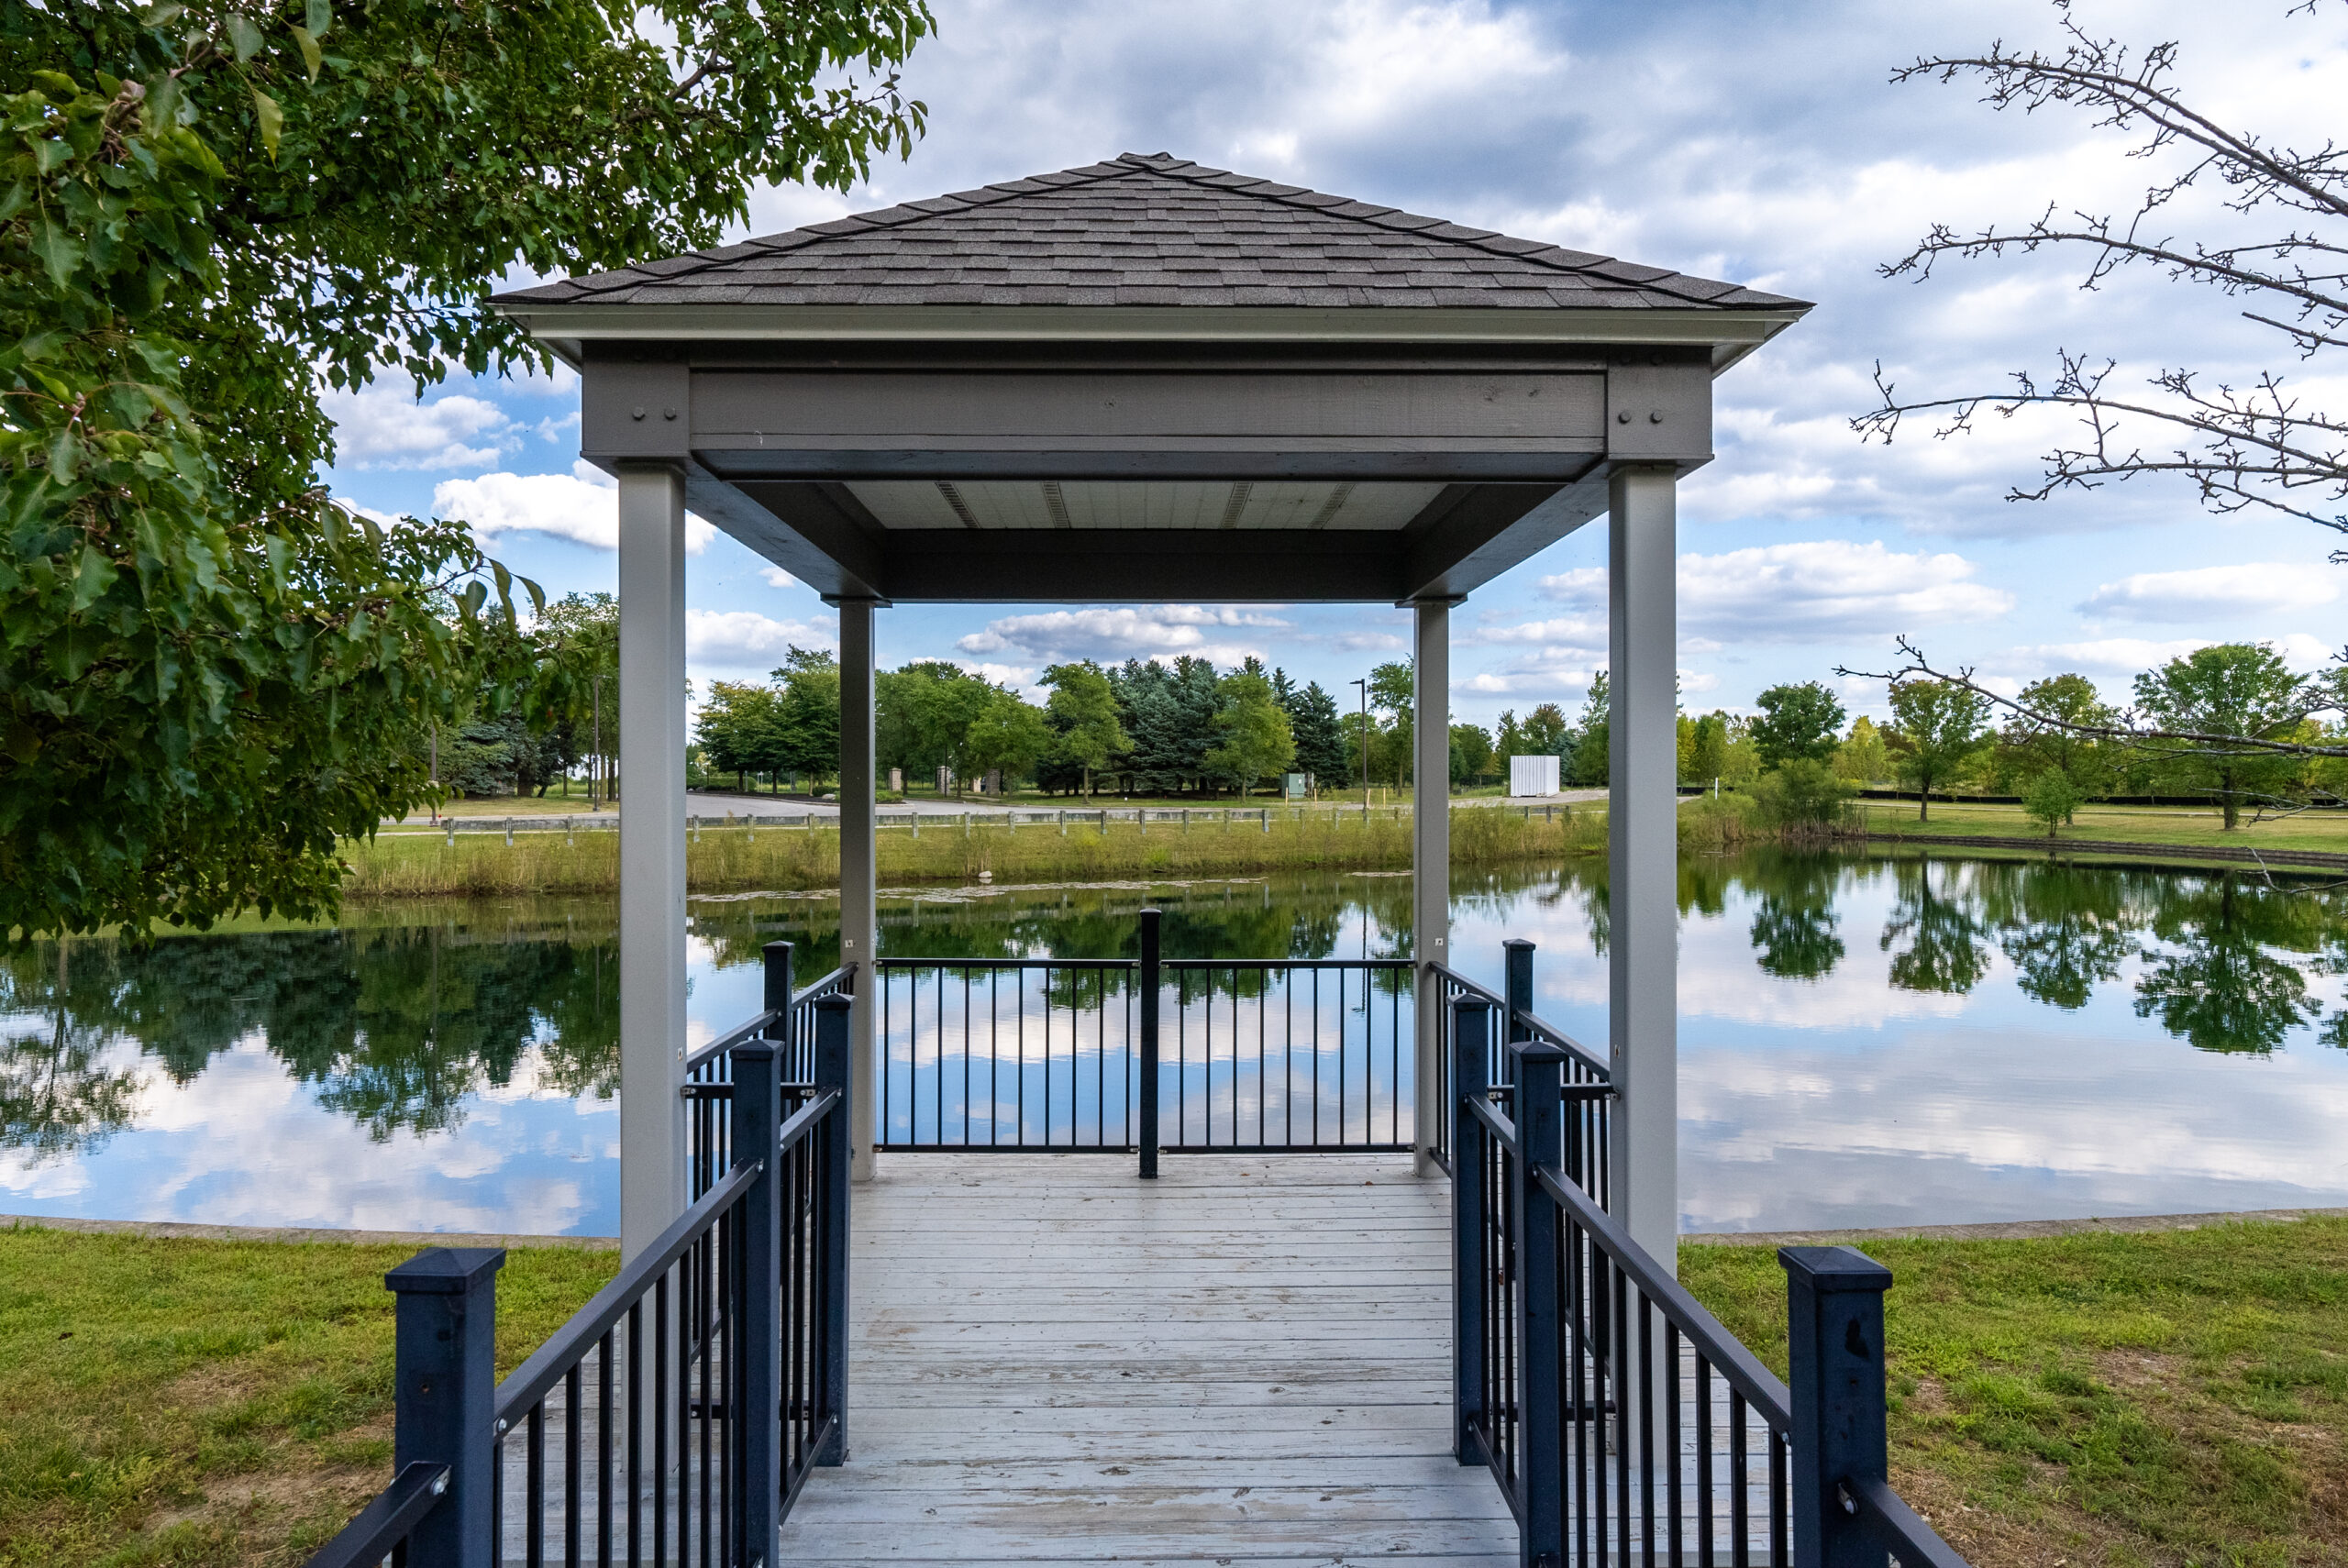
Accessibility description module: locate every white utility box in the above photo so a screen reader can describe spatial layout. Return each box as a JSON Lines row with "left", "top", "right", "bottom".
{"left": 1509, "top": 755, "right": 1561, "bottom": 797}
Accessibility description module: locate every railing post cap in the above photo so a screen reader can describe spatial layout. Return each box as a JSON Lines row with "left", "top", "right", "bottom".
{"left": 762, "top": 938, "right": 793, "bottom": 955}
{"left": 385, "top": 1246, "right": 506, "bottom": 1295}
{"left": 730, "top": 1039, "right": 778, "bottom": 1063}
{"left": 814, "top": 992, "right": 853, "bottom": 1014}
{"left": 1507, "top": 1038, "right": 1570, "bottom": 1066}
{"left": 1778, "top": 1244, "right": 1894, "bottom": 1293}
{"left": 1449, "top": 992, "right": 1495, "bottom": 1014}
{"left": 1501, "top": 937, "right": 1536, "bottom": 953}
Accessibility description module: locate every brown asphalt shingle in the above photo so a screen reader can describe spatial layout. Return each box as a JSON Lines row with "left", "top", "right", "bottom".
{"left": 496, "top": 152, "right": 1804, "bottom": 314}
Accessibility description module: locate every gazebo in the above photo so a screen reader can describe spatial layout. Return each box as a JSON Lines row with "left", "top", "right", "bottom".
{"left": 493, "top": 152, "right": 1808, "bottom": 1271}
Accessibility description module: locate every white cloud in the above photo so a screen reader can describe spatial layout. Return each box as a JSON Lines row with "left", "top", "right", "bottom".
{"left": 325, "top": 381, "right": 518, "bottom": 470}
{"left": 686, "top": 609, "right": 835, "bottom": 668}
{"left": 432, "top": 462, "right": 717, "bottom": 554}
{"left": 955, "top": 605, "right": 1290, "bottom": 663}
{"left": 2079, "top": 563, "right": 2341, "bottom": 623}
{"left": 2006, "top": 637, "right": 2213, "bottom": 678}
{"left": 759, "top": 567, "right": 798, "bottom": 589}
{"left": 1463, "top": 614, "right": 1607, "bottom": 648}
{"left": 1536, "top": 541, "right": 2012, "bottom": 646}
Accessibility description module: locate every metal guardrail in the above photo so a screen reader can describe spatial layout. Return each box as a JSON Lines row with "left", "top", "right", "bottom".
{"left": 1451, "top": 995, "right": 1967, "bottom": 1568}
{"left": 305, "top": 1003, "right": 853, "bottom": 1568}
{"left": 683, "top": 949, "right": 851, "bottom": 1200}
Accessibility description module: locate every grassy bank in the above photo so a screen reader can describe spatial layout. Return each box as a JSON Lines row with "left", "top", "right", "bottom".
{"left": 338, "top": 804, "right": 1616, "bottom": 898}
{"left": 4, "top": 1217, "right": 2335, "bottom": 1565}
{"left": 0, "top": 1226, "right": 615, "bottom": 1568}
{"left": 1682, "top": 1217, "right": 2348, "bottom": 1568}
{"left": 1855, "top": 798, "right": 2348, "bottom": 858}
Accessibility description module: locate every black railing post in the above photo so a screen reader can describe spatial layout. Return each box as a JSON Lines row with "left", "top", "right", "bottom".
{"left": 1450, "top": 994, "right": 1492, "bottom": 1466}
{"left": 1137, "top": 908, "right": 1161, "bottom": 1180}
{"left": 762, "top": 939, "right": 794, "bottom": 1052}
{"left": 813, "top": 994, "right": 853, "bottom": 1465}
{"left": 1512, "top": 1040, "right": 1568, "bottom": 1568}
{"left": 1781, "top": 1245, "right": 1897, "bottom": 1568}
{"left": 1502, "top": 938, "right": 1534, "bottom": 1045}
{"left": 731, "top": 1036, "right": 782, "bottom": 1562}
{"left": 384, "top": 1247, "right": 504, "bottom": 1568}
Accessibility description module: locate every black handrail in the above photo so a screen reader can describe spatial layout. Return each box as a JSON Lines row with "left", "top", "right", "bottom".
{"left": 1854, "top": 1475, "right": 1975, "bottom": 1568}
{"left": 300, "top": 1463, "right": 449, "bottom": 1568}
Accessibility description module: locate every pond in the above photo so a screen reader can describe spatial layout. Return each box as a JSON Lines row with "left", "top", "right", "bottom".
{"left": 5, "top": 849, "right": 2345, "bottom": 1235}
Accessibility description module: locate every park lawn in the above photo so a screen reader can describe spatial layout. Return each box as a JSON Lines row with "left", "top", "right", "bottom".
{"left": 1682, "top": 1218, "right": 2348, "bottom": 1568}
{"left": 1855, "top": 797, "right": 2348, "bottom": 858}
{"left": 0, "top": 1228, "right": 616, "bottom": 1568}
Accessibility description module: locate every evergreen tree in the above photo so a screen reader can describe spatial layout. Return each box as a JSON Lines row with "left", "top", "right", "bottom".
{"left": 1278, "top": 673, "right": 1348, "bottom": 790}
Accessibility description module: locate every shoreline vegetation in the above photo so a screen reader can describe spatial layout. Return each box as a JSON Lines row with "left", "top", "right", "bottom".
{"left": 331, "top": 793, "right": 2348, "bottom": 901}
{"left": 5, "top": 1214, "right": 2337, "bottom": 1567}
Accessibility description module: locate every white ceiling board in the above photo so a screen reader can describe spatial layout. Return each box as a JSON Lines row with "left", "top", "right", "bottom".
{"left": 847, "top": 480, "right": 1445, "bottom": 532}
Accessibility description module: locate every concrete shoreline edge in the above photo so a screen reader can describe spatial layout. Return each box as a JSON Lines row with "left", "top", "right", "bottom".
{"left": 7, "top": 1202, "right": 2343, "bottom": 1252}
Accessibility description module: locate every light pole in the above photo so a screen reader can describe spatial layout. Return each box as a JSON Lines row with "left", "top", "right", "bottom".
{"left": 1349, "top": 677, "right": 1370, "bottom": 819}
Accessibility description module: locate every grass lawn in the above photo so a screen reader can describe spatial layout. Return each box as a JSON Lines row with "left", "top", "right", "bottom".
{"left": 0, "top": 1228, "right": 615, "bottom": 1568}
{"left": 1683, "top": 1218, "right": 2348, "bottom": 1568}
{"left": 1855, "top": 798, "right": 2348, "bottom": 858}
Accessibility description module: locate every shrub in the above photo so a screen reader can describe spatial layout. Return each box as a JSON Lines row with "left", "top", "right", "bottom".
{"left": 1751, "top": 759, "right": 1855, "bottom": 831}
{"left": 2023, "top": 770, "right": 2083, "bottom": 838}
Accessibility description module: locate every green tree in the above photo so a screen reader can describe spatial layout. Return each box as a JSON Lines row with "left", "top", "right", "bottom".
{"left": 696, "top": 681, "right": 784, "bottom": 791}
{"left": 2023, "top": 770, "right": 2081, "bottom": 839}
{"left": 1449, "top": 723, "right": 1494, "bottom": 788}
{"left": 1567, "top": 672, "right": 1609, "bottom": 787}
{"left": 1277, "top": 671, "right": 1347, "bottom": 791}
{"left": 1042, "top": 662, "right": 1126, "bottom": 799}
{"left": 2, "top": 5, "right": 928, "bottom": 939}
{"left": 1749, "top": 681, "right": 1846, "bottom": 769}
{"left": 960, "top": 685, "right": 1051, "bottom": 790}
{"left": 1998, "top": 673, "right": 2114, "bottom": 796}
{"left": 1832, "top": 716, "right": 1889, "bottom": 784}
{"left": 1885, "top": 679, "right": 1991, "bottom": 821}
{"left": 769, "top": 647, "right": 841, "bottom": 785}
{"left": 1204, "top": 670, "right": 1297, "bottom": 797}
{"left": 1367, "top": 661, "right": 1414, "bottom": 789}
{"left": 1685, "top": 712, "right": 1730, "bottom": 784}
{"left": 2132, "top": 644, "right": 2308, "bottom": 830}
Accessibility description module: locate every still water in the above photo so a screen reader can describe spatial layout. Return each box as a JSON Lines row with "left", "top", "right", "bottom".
{"left": 5, "top": 851, "right": 2346, "bottom": 1234}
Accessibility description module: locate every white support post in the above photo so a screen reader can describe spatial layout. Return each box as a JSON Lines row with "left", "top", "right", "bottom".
{"left": 617, "top": 464, "right": 688, "bottom": 1262}
{"left": 1606, "top": 466, "right": 1679, "bottom": 1272}
{"left": 837, "top": 598, "right": 880, "bottom": 1183}
{"left": 1412, "top": 598, "right": 1454, "bottom": 1178}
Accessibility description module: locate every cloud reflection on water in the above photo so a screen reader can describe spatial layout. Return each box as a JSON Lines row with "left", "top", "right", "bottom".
{"left": 3, "top": 854, "right": 2344, "bottom": 1234}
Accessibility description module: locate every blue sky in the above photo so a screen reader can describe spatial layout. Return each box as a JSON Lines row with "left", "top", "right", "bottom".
{"left": 320, "top": 0, "right": 2348, "bottom": 731}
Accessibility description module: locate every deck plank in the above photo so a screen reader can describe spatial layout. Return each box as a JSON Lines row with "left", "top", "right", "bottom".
{"left": 778, "top": 1152, "right": 1514, "bottom": 1564}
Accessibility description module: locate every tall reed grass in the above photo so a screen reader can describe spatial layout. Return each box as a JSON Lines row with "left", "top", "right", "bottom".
{"left": 338, "top": 805, "right": 1615, "bottom": 898}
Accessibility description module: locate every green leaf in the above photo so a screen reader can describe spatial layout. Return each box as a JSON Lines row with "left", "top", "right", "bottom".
{"left": 225, "top": 14, "right": 263, "bottom": 61}
{"left": 250, "top": 86, "right": 282, "bottom": 160}
{"left": 289, "top": 25, "right": 322, "bottom": 83}
{"left": 138, "top": 3, "right": 185, "bottom": 25}
{"left": 305, "top": 0, "right": 332, "bottom": 39}
{"left": 28, "top": 217, "right": 79, "bottom": 288}
{"left": 72, "top": 545, "right": 118, "bottom": 611}
{"left": 47, "top": 429, "right": 78, "bottom": 484}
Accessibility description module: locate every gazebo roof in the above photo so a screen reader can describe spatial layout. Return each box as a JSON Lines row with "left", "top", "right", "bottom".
{"left": 495, "top": 154, "right": 1807, "bottom": 602}
{"left": 501, "top": 151, "right": 1804, "bottom": 317}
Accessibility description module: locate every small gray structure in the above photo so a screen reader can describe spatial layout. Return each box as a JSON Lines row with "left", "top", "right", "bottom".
{"left": 495, "top": 152, "right": 1807, "bottom": 1269}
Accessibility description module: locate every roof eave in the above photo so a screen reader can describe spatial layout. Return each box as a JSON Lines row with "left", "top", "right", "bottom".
{"left": 492, "top": 302, "right": 1811, "bottom": 374}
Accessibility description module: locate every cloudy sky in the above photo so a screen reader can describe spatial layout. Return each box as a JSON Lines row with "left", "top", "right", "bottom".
{"left": 321, "top": 0, "right": 2348, "bottom": 727}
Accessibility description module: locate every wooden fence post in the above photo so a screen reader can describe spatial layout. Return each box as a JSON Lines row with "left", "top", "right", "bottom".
{"left": 384, "top": 1247, "right": 504, "bottom": 1568}
{"left": 1782, "top": 1245, "right": 1897, "bottom": 1568}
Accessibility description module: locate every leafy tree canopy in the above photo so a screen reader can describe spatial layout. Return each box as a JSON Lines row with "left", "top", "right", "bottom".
{"left": 1, "top": 1, "right": 929, "bottom": 939}
{"left": 1885, "top": 679, "right": 1993, "bottom": 821}
{"left": 1749, "top": 680, "right": 1846, "bottom": 769}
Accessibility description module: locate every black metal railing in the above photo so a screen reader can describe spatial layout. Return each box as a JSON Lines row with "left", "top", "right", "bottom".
{"left": 874, "top": 956, "right": 1141, "bottom": 1150}
{"left": 874, "top": 911, "right": 1419, "bottom": 1169}
{"left": 1161, "top": 957, "right": 1413, "bottom": 1154}
{"left": 684, "top": 944, "right": 851, "bottom": 1200}
{"left": 1429, "top": 941, "right": 1611, "bottom": 1196}
{"left": 1450, "top": 994, "right": 1967, "bottom": 1568}
{"left": 306, "top": 998, "right": 853, "bottom": 1568}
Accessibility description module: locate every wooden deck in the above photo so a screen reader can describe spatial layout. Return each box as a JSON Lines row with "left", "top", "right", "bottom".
{"left": 777, "top": 1152, "right": 1514, "bottom": 1566}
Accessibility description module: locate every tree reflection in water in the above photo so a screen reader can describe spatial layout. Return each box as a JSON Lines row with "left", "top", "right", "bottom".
{"left": 0, "top": 916, "right": 620, "bottom": 1157}
{"left": 6, "top": 856, "right": 2346, "bottom": 1161}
